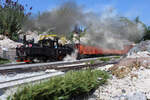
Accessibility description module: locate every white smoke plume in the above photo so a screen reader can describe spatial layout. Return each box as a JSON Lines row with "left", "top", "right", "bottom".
{"left": 63, "top": 49, "right": 78, "bottom": 61}
{"left": 81, "top": 7, "right": 145, "bottom": 49}
{"left": 24, "top": 2, "right": 145, "bottom": 50}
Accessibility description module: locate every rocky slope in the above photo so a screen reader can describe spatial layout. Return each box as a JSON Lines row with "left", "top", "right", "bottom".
{"left": 92, "top": 40, "right": 150, "bottom": 100}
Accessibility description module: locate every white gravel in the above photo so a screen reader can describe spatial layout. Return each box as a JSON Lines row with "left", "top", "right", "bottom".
{"left": 0, "top": 37, "right": 22, "bottom": 49}
{"left": 0, "top": 71, "right": 45, "bottom": 83}
{"left": 97, "top": 64, "right": 114, "bottom": 71}
{"left": 94, "top": 67, "right": 150, "bottom": 100}
{"left": 127, "top": 51, "right": 150, "bottom": 58}
{"left": 0, "top": 87, "right": 17, "bottom": 100}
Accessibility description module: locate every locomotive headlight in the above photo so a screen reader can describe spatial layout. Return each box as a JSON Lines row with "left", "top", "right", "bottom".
{"left": 26, "top": 45, "right": 28, "bottom": 47}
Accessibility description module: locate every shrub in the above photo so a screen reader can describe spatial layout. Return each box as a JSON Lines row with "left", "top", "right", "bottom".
{"left": 8, "top": 69, "right": 109, "bottom": 100}
{"left": 0, "top": 0, "right": 31, "bottom": 41}
{"left": 0, "top": 58, "right": 10, "bottom": 64}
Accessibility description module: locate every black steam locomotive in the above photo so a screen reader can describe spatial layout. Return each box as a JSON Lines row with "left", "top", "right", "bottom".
{"left": 16, "top": 35, "right": 74, "bottom": 63}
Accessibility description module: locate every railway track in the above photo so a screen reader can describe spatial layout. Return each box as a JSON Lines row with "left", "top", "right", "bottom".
{"left": 0, "top": 62, "right": 25, "bottom": 67}
{"left": 0, "top": 56, "right": 121, "bottom": 74}
{"left": 0, "top": 56, "right": 121, "bottom": 90}
{"left": 0, "top": 72, "right": 64, "bottom": 90}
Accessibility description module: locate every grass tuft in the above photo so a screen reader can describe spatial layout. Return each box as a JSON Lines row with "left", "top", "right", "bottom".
{"left": 98, "top": 57, "right": 111, "bottom": 62}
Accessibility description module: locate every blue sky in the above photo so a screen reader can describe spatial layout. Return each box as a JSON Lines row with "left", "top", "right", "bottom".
{"left": 19, "top": 0, "right": 150, "bottom": 25}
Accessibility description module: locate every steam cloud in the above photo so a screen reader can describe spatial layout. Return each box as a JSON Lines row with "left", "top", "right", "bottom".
{"left": 23, "top": 1, "right": 145, "bottom": 49}
{"left": 81, "top": 7, "right": 145, "bottom": 49}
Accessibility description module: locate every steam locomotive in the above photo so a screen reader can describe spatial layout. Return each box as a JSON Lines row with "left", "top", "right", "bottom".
{"left": 16, "top": 34, "right": 133, "bottom": 63}
{"left": 16, "top": 35, "right": 74, "bottom": 63}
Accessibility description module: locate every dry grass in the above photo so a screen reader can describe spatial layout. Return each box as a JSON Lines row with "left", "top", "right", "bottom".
{"left": 109, "top": 58, "right": 142, "bottom": 78}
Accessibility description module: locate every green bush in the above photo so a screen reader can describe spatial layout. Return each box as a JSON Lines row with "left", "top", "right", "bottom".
{"left": 113, "top": 56, "right": 120, "bottom": 59}
{"left": 98, "top": 57, "right": 111, "bottom": 62}
{"left": 9, "top": 69, "right": 109, "bottom": 100}
{"left": 143, "top": 26, "right": 150, "bottom": 40}
{"left": 0, "top": 0, "right": 31, "bottom": 41}
{"left": 0, "top": 58, "right": 10, "bottom": 64}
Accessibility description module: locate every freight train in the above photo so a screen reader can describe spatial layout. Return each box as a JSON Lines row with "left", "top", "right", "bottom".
{"left": 16, "top": 34, "right": 133, "bottom": 63}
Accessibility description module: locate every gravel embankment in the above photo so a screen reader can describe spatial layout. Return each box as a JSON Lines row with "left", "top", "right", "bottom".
{"left": 93, "top": 66, "right": 150, "bottom": 100}
{"left": 90, "top": 41, "right": 150, "bottom": 100}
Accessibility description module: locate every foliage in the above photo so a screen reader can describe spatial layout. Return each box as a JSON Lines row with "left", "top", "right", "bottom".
{"left": 130, "top": 16, "right": 150, "bottom": 41}
{"left": 143, "top": 26, "right": 150, "bottom": 40}
{"left": 8, "top": 69, "right": 109, "bottom": 100}
{"left": 133, "top": 16, "right": 150, "bottom": 41}
{"left": 113, "top": 56, "right": 121, "bottom": 59}
{"left": 98, "top": 56, "right": 120, "bottom": 62}
{"left": 0, "top": 57, "right": 10, "bottom": 64}
{"left": 66, "top": 25, "right": 86, "bottom": 41}
{"left": 120, "top": 16, "right": 147, "bottom": 43}
{"left": 98, "top": 57, "right": 111, "bottom": 62}
{"left": 85, "top": 60, "right": 96, "bottom": 69}
{"left": 0, "top": 0, "right": 31, "bottom": 41}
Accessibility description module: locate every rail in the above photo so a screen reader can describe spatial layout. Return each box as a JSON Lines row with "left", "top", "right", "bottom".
{"left": 0, "top": 56, "right": 121, "bottom": 90}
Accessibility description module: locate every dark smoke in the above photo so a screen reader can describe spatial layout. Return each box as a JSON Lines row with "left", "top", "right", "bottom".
{"left": 23, "top": 1, "right": 84, "bottom": 35}
{"left": 23, "top": 2, "right": 145, "bottom": 49}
